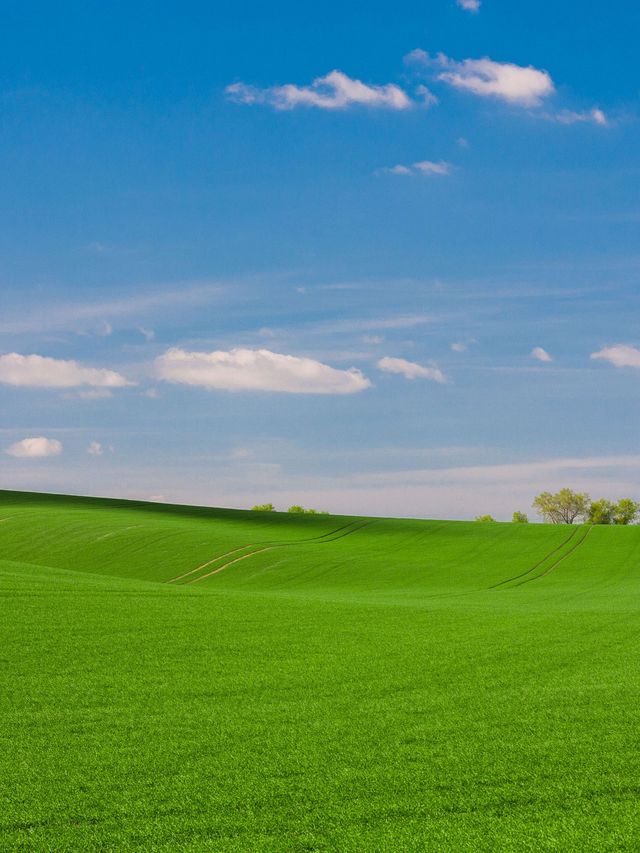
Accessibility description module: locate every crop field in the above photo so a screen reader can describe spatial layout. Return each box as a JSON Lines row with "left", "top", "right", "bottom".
{"left": 2, "top": 490, "right": 640, "bottom": 851}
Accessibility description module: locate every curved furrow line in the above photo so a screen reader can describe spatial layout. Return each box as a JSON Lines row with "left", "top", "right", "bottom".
{"left": 166, "top": 518, "right": 370, "bottom": 584}
{"left": 186, "top": 521, "right": 375, "bottom": 585}
{"left": 166, "top": 543, "right": 258, "bottom": 584}
{"left": 489, "top": 526, "right": 581, "bottom": 590}
{"left": 513, "top": 525, "right": 592, "bottom": 587}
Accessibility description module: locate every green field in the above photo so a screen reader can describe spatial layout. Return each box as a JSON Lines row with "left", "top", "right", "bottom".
{"left": 2, "top": 490, "right": 640, "bottom": 851}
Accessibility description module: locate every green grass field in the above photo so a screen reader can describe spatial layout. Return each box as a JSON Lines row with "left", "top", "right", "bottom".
{"left": 2, "top": 489, "right": 640, "bottom": 851}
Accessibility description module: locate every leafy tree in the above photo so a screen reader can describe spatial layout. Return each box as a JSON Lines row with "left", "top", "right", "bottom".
{"left": 587, "top": 499, "right": 615, "bottom": 525}
{"left": 251, "top": 503, "right": 275, "bottom": 512}
{"left": 287, "top": 505, "right": 305, "bottom": 513}
{"left": 475, "top": 514, "right": 496, "bottom": 522}
{"left": 512, "top": 511, "right": 529, "bottom": 523}
{"left": 613, "top": 498, "right": 640, "bottom": 525}
{"left": 532, "top": 489, "right": 590, "bottom": 524}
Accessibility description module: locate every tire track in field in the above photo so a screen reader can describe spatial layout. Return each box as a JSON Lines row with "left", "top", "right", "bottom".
{"left": 166, "top": 519, "right": 370, "bottom": 584}
{"left": 184, "top": 521, "right": 375, "bottom": 585}
{"left": 489, "top": 526, "right": 581, "bottom": 590}
{"left": 492, "top": 525, "right": 592, "bottom": 591}
{"left": 167, "top": 519, "right": 366, "bottom": 584}
{"left": 512, "top": 524, "right": 592, "bottom": 587}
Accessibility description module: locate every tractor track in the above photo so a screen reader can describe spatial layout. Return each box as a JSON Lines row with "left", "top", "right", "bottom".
{"left": 491, "top": 525, "right": 591, "bottom": 591}
{"left": 489, "top": 526, "right": 581, "bottom": 590}
{"left": 512, "top": 525, "right": 592, "bottom": 587}
{"left": 166, "top": 519, "right": 373, "bottom": 585}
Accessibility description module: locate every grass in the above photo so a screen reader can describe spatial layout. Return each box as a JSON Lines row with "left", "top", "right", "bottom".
{"left": 2, "top": 489, "right": 640, "bottom": 851}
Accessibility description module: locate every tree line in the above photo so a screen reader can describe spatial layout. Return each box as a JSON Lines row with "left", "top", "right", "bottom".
{"left": 476, "top": 488, "right": 640, "bottom": 525}
{"left": 251, "top": 503, "right": 329, "bottom": 515}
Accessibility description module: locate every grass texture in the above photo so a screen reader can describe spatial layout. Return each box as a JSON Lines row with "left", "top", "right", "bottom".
{"left": 2, "top": 490, "right": 640, "bottom": 851}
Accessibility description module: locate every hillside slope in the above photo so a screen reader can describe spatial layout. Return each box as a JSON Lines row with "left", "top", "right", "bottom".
{"left": 3, "top": 489, "right": 637, "bottom": 598}
{"left": 2, "top": 490, "right": 640, "bottom": 851}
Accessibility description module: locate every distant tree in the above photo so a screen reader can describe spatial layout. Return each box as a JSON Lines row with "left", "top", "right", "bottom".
{"left": 287, "top": 505, "right": 305, "bottom": 513}
{"left": 287, "top": 505, "right": 330, "bottom": 515}
{"left": 475, "top": 514, "right": 496, "bottom": 522}
{"left": 512, "top": 511, "right": 529, "bottom": 523}
{"left": 612, "top": 498, "right": 640, "bottom": 525}
{"left": 587, "top": 498, "right": 615, "bottom": 525}
{"left": 532, "top": 489, "right": 590, "bottom": 524}
{"left": 251, "top": 503, "right": 275, "bottom": 512}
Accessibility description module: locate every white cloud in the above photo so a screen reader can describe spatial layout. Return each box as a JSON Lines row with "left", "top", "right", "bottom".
{"left": 155, "top": 347, "right": 372, "bottom": 394}
{"left": 87, "top": 441, "right": 103, "bottom": 456}
{"left": 5, "top": 437, "right": 62, "bottom": 458}
{"left": 451, "top": 342, "right": 467, "bottom": 352}
{"left": 138, "top": 326, "right": 155, "bottom": 341}
{"left": 591, "top": 344, "right": 640, "bottom": 369}
{"left": 380, "top": 159, "right": 452, "bottom": 177}
{"left": 225, "top": 70, "right": 412, "bottom": 111}
{"left": 531, "top": 346, "right": 553, "bottom": 363}
{"left": 0, "top": 353, "right": 134, "bottom": 388}
{"left": 377, "top": 356, "right": 446, "bottom": 383}
{"left": 457, "top": 0, "right": 481, "bottom": 12}
{"left": 415, "top": 84, "right": 439, "bottom": 107}
{"left": 408, "top": 51, "right": 554, "bottom": 107}
{"left": 554, "top": 107, "right": 608, "bottom": 126}
{"left": 385, "top": 164, "right": 412, "bottom": 175}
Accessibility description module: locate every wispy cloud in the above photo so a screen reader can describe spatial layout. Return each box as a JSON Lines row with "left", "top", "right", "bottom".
{"left": 0, "top": 282, "right": 223, "bottom": 335}
{"left": 0, "top": 353, "right": 134, "bottom": 388}
{"left": 377, "top": 356, "right": 446, "bottom": 383}
{"left": 379, "top": 159, "right": 453, "bottom": 177}
{"left": 591, "top": 344, "right": 640, "bottom": 369}
{"left": 553, "top": 107, "right": 608, "bottom": 126}
{"left": 407, "top": 50, "right": 554, "bottom": 107}
{"left": 226, "top": 70, "right": 412, "bottom": 111}
{"left": 156, "top": 347, "right": 372, "bottom": 394}
{"left": 450, "top": 338, "right": 478, "bottom": 352}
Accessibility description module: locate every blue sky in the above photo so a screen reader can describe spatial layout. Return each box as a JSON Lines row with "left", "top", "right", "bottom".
{"left": 1, "top": 0, "right": 640, "bottom": 518}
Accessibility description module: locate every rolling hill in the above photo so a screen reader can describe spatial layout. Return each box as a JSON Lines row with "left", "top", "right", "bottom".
{"left": 2, "top": 490, "right": 640, "bottom": 851}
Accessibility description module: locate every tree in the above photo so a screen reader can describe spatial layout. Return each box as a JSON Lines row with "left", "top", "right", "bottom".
{"left": 512, "top": 511, "right": 529, "bottom": 523}
{"left": 475, "top": 514, "right": 496, "bottom": 522}
{"left": 287, "top": 505, "right": 305, "bottom": 513}
{"left": 612, "top": 498, "right": 640, "bottom": 525}
{"left": 532, "top": 489, "right": 590, "bottom": 524}
{"left": 251, "top": 503, "right": 275, "bottom": 512}
{"left": 587, "top": 499, "right": 614, "bottom": 525}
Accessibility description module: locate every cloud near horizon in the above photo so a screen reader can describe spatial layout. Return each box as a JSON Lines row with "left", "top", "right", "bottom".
{"left": 531, "top": 347, "right": 553, "bottom": 363}
{"left": 591, "top": 344, "right": 640, "bottom": 369}
{"left": 226, "top": 70, "right": 412, "bottom": 111}
{"left": 407, "top": 50, "right": 555, "bottom": 107}
{"left": 0, "top": 353, "right": 133, "bottom": 388}
{"left": 5, "top": 437, "right": 62, "bottom": 458}
{"left": 155, "top": 347, "right": 372, "bottom": 394}
{"left": 377, "top": 356, "right": 446, "bottom": 383}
